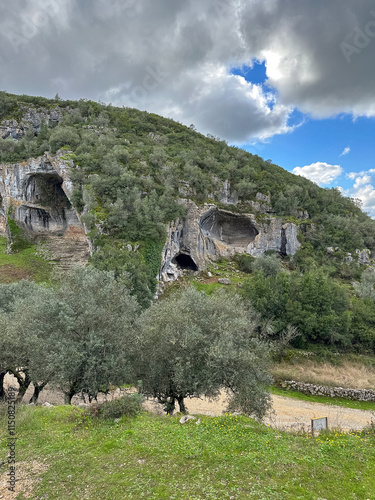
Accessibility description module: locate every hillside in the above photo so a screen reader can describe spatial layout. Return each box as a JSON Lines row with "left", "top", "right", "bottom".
{"left": 1, "top": 91, "right": 375, "bottom": 352}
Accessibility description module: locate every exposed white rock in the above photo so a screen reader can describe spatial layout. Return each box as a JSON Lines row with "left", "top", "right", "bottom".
{"left": 356, "top": 248, "right": 372, "bottom": 265}
{"left": 218, "top": 278, "right": 231, "bottom": 285}
{"left": 180, "top": 415, "right": 196, "bottom": 424}
{"left": 158, "top": 202, "right": 301, "bottom": 285}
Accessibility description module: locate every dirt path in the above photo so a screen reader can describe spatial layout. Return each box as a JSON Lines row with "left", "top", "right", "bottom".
{"left": 5, "top": 374, "right": 374, "bottom": 432}
{"left": 173, "top": 392, "right": 375, "bottom": 432}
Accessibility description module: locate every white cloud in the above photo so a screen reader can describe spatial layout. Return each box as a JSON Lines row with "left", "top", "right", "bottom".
{"left": 347, "top": 172, "right": 359, "bottom": 180}
{"left": 354, "top": 175, "right": 372, "bottom": 189}
{"left": 351, "top": 184, "right": 375, "bottom": 217}
{"left": 341, "top": 170, "right": 375, "bottom": 217}
{"left": 340, "top": 147, "right": 351, "bottom": 157}
{"left": 1, "top": 1, "right": 375, "bottom": 141}
{"left": 292, "top": 162, "right": 343, "bottom": 186}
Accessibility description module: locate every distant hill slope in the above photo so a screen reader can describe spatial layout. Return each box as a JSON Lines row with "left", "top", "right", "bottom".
{"left": 1, "top": 91, "right": 375, "bottom": 305}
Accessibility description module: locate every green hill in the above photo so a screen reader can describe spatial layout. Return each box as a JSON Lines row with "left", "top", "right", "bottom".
{"left": 1, "top": 91, "right": 375, "bottom": 351}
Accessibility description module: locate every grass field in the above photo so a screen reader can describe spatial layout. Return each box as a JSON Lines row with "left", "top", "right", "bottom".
{"left": 272, "top": 357, "right": 375, "bottom": 390}
{"left": 0, "top": 236, "right": 52, "bottom": 284}
{"left": 1, "top": 405, "right": 375, "bottom": 499}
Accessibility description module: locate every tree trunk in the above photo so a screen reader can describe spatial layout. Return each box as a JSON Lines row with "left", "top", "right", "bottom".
{"left": 165, "top": 397, "right": 175, "bottom": 415}
{"left": 0, "top": 371, "right": 7, "bottom": 401}
{"left": 64, "top": 384, "right": 77, "bottom": 405}
{"left": 10, "top": 369, "right": 31, "bottom": 403}
{"left": 29, "top": 381, "right": 48, "bottom": 405}
{"left": 177, "top": 395, "right": 187, "bottom": 414}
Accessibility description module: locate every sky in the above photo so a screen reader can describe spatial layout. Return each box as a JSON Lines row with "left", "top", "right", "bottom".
{"left": 1, "top": 0, "right": 375, "bottom": 214}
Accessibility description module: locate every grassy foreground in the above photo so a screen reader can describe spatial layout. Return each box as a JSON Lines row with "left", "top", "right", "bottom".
{"left": 1, "top": 405, "right": 375, "bottom": 499}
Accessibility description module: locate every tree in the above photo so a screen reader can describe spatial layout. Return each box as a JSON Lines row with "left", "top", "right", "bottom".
{"left": 134, "top": 287, "right": 272, "bottom": 418}
{"left": 358, "top": 268, "right": 375, "bottom": 301}
{"left": 4, "top": 267, "right": 140, "bottom": 404}
{"left": 0, "top": 281, "right": 40, "bottom": 402}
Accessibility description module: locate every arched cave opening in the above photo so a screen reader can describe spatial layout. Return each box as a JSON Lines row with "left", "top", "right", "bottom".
{"left": 25, "top": 173, "right": 71, "bottom": 210}
{"left": 20, "top": 173, "right": 71, "bottom": 233}
{"left": 174, "top": 253, "right": 198, "bottom": 271}
{"left": 200, "top": 209, "right": 259, "bottom": 245}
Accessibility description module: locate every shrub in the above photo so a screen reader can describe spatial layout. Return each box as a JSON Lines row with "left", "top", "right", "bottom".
{"left": 97, "top": 394, "right": 143, "bottom": 419}
{"left": 234, "top": 254, "right": 255, "bottom": 273}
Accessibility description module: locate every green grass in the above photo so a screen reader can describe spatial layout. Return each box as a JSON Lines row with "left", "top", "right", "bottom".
{"left": 0, "top": 236, "right": 52, "bottom": 283}
{"left": 1, "top": 405, "right": 375, "bottom": 499}
{"left": 271, "top": 386, "right": 375, "bottom": 412}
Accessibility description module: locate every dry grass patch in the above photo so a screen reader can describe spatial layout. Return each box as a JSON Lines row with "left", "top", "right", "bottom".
{"left": 272, "top": 359, "right": 375, "bottom": 389}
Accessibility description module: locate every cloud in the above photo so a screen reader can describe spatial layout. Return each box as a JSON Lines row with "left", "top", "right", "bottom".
{"left": 354, "top": 175, "right": 372, "bottom": 189}
{"left": 341, "top": 169, "right": 375, "bottom": 216}
{"left": 340, "top": 147, "right": 351, "bottom": 157}
{"left": 351, "top": 184, "right": 375, "bottom": 216}
{"left": 1, "top": 1, "right": 375, "bottom": 142}
{"left": 292, "top": 162, "right": 343, "bottom": 186}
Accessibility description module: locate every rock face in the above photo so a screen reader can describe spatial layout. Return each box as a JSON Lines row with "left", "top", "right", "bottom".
{"left": 159, "top": 203, "right": 301, "bottom": 283}
{"left": 1, "top": 106, "right": 63, "bottom": 140}
{"left": 0, "top": 152, "right": 90, "bottom": 269}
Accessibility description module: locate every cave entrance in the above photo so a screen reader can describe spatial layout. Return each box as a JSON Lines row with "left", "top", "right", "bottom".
{"left": 200, "top": 208, "right": 259, "bottom": 246}
{"left": 25, "top": 173, "right": 71, "bottom": 210}
{"left": 21, "top": 173, "right": 71, "bottom": 233}
{"left": 174, "top": 253, "right": 198, "bottom": 271}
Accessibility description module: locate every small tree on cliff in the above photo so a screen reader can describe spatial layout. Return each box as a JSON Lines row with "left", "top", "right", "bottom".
{"left": 134, "top": 287, "right": 272, "bottom": 418}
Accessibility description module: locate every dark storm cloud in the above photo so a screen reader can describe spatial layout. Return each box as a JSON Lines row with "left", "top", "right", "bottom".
{"left": 0, "top": 0, "right": 374, "bottom": 142}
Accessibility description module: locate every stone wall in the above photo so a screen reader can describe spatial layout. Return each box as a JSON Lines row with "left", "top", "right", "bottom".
{"left": 275, "top": 379, "right": 375, "bottom": 402}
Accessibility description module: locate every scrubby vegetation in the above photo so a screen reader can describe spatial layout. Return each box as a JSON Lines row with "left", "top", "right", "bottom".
{"left": 2, "top": 91, "right": 375, "bottom": 392}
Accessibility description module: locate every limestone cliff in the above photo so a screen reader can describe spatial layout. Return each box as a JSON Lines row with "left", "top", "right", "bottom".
{"left": 159, "top": 202, "right": 301, "bottom": 283}
{"left": 0, "top": 152, "right": 90, "bottom": 269}
{"left": 1, "top": 105, "right": 63, "bottom": 140}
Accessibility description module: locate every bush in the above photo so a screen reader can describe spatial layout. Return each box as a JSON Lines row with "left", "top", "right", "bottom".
{"left": 252, "top": 253, "right": 281, "bottom": 277}
{"left": 98, "top": 394, "right": 143, "bottom": 419}
{"left": 234, "top": 254, "right": 255, "bottom": 273}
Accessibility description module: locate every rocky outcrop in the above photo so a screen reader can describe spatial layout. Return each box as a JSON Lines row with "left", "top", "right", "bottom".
{"left": 327, "top": 246, "right": 373, "bottom": 265}
{"left": 159, "top": 202, "right": 301, "bottom": 283}
{"left": 0, "top": 152, "right": 90, "bottom": 268}
{"left": 0, "top": 105, "right": 63, "bottom": 140}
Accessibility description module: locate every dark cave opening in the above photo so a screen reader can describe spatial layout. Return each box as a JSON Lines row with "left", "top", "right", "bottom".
{"left": 25, "top": 173, "right": 71, "bottom": 210}
{"left": 174, "top": 253, "right": 198, "bottom": 271}
{"left": 200, "top": 209, "right": 259, "bottom": 245}
{"left": 20, "top": 173, "right": 71, "bottom": 233}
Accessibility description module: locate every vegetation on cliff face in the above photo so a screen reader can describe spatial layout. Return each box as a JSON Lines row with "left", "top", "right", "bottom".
{"left": 1, "top": 90, "right": 374, "bottom": 256}
{"left": 1, "top": 91, "right": 375, "bottom": 355}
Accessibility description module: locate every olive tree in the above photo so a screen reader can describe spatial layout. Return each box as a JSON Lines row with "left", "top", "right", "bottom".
{"left": 5, "top": 267, "right": 140, "bottom": 404}
{"left": 135, "top": 287, "right": 272, "bottom": 418}
{"left": 0, "top": 281, "right": 40, "bottom": 401}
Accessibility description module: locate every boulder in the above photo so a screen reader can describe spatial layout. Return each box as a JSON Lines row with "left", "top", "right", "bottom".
{"left": 218, "top": 278, "right": 231, "bottom": 285}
